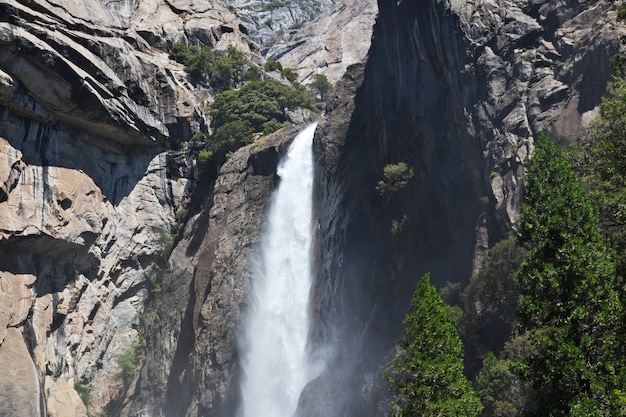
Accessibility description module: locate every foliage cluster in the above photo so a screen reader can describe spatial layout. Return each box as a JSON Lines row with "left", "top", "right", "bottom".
{"left": 570, "top": 59, "right": 626, "bottom": 277}
{"left": 198, "top": 79, "right": 315, "bottom": 175}
{"left": 476, "top": 337, "right": 534, "bottom": 417}
{"left": 516, "top": 132, "right": 623, "bottom": 416}
{"left": 458, "top": 239, "right": 527, "bottom": 371}
{"left": 376, "top": 162, "right": 415, "bottom": 198}
{"left": 169, "top": 43, "right": 259, "bottom": 90}
{"left": 154, "top": 227, "right": 174, "bottom": 264}
{"left": 382, "top": 35, "right": 626, "bottom": 417}
{"left": 390, "top": 129, "right": 626, "bottom": 417}
{"left": 308, "top": 73, "right": 333, "bottom": 102}
{"left": 264, "top": 59, "right": 298, "bottom": 83}
{"left": 169, "top": 43, "right": 319, "bottom": 177}
{"left": 116, "top": 338, "right": 146, "bottom": 388}
{"left": 74, "top": 382, "right": 92, "bottom": 407}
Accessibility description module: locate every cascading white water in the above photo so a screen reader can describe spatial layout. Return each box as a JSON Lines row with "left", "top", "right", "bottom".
{"left": 239, "top": 122, "right": 321, "bottom": 417}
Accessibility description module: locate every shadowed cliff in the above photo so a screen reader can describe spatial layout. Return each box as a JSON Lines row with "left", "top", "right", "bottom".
{"left": 305, "top": 0, "right": 623, "bottom": 415}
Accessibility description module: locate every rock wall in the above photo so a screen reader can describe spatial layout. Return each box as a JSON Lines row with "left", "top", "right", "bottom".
{"left": 221, "top": 0, "right": 338, "bottom": 46}
{"left": 308, "top": 0, "right": 624, "bottom": 415}
{"left": 267, "top": 0, "right": 378, "bottom": 84}
{"left": 1, "top": 0, "right": 623, "bottom": 415}
{"left": 0, "top": 0, "right": 254, "bottom": 415}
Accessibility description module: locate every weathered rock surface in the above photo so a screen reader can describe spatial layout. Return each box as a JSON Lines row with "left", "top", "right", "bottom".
{"left": 308, "top": 0, "right": 625, "bottom": 415}
{"left": 0, "top": 0, "right": 254, "bottom": 415}
{"left": 222, "top": 0, "right": 338, "bottom": 46}
{"left": 267, "top": 0, "right": 378, "bottom": 84}
{"left": 0, "top": 328, "right": 42, "bottom": 417}
{"left": 0, "top": 0, "right": 623, "bottom": 416}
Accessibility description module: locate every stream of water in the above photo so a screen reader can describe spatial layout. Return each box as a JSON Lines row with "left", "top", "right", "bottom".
{"left": 239, "top": 123, "right": 321, "bottom": 417}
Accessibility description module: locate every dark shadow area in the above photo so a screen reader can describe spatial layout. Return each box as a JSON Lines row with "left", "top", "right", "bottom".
{"left": 163, "top": 273, "right": 198, "bottom": 417}
{"left": 0, "top": 234, "right": 98, "bottom": 296}
{"left": 307, "top": 0, "right": 492, "bottom": 416}
{"left": 0, "top": 103, "right": 162, "bottom": 206}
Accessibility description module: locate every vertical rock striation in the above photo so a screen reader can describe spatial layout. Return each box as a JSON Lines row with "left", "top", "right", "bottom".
{"left": 309, "top": 0, "right": 624, "bottom": 415}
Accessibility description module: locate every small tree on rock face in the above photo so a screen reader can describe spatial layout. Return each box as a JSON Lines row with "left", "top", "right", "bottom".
{"left": 308, "top": 73, "right": 333, "bottom": 102}
{"left": 376, "top": 162, "right": 414, "bottom": 199}
{"left": 387, "top": 273, "right": 483, "bottom": 417}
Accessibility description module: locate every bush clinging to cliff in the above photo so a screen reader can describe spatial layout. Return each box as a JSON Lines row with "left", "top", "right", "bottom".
{"left": 169, "top": 43, "right": 257, "bottom": 90}
{"left": 195, "top": 80, "right": 315, "bottom": 176}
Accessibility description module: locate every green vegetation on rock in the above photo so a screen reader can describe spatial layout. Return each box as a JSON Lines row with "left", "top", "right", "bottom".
{"left": 74, "top": 382, "right": 92, "bottom": 407}
{"left": 376, "top": 162, "right": 414, "bottom": 198}
{"left": 170, "top": 43, "right": 316, "bottom": 178}
{"left": 198, "top": 79, "right": 315, "bottom": 176}
{"left": 169, "top": 43, "right": 258, "bottom": 90}
{"left": 116, "top": 338, "right": 146, "bottom": 388}
{"left": 570, "top": 55, "right": 626, "bottom": 279}
{"left": 308, "top": 73, "right": 333, "bottom": 102}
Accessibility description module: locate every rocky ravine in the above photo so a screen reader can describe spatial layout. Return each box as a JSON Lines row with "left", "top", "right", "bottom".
{"left": 307, "top": 0, "right": 625, "bottom": 415}
{"left": 0, "top": 0, "right": 253, "bottom": 415}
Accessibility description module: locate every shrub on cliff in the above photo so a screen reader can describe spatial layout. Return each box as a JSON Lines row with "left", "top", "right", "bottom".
{"left": 264, "top": 58, "right": 298, "bottom": 82}
{"left": 308, "top": 73, "right": 333, "bottom": 102}
{"left": 169, "top": 43, "right": 257, "bottom": 90}
{"left": 195, "top": 80, "right": 315, "bottom": 176}
{"left": 387, "top": 273, "right": 482, "bottom": 417}
{"left": 376, "top": 162, "right": 414, "bottom": 198}
{"left": 116, "top": 338, "right": 146, "bottom": 388}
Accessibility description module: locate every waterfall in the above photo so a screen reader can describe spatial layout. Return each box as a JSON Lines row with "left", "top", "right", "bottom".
{"left": 239, "top": 122, "right": 321, "bottom": 417}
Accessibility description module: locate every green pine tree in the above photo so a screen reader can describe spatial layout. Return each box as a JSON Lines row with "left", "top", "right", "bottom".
{"left": 517, "top": 132, "right": 623, "bottom": 416}
{"left": 387, "top": 273, "right": 483, "bottom": 417}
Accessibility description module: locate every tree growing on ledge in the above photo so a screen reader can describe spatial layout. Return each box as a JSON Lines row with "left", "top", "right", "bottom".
{"left": 308, "top": 73, "right": 333, "bottom": 102}
{"left": 387, "top": 273, "right": 482, "bottom": 417}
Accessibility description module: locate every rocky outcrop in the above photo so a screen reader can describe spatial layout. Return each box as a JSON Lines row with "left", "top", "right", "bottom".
{"left": 308, "top": 0, "right": 624, "bottom": 416}
{"left": 267, "top": 0, "right": 378, "bottom": 84}
{"left": 121, "top": 118, "right": 316, "bottom": 417}
{"left": 0, "top": 0, "right": 255, "bottom": 415}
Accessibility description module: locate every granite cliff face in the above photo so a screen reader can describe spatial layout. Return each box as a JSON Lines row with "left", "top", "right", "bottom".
{"left": 0, "top": 0, "right": 253, "bottom": 415}
{"left": 220, "top": 0, "right": 338, "bottom": 46}
{"left": 267, "top": 0, "right": 378, "bottom": 84}
{"left": 308, "top": 0, "right": 624, "bottom": 415}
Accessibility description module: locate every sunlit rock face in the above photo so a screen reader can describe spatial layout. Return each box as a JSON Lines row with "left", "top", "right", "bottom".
{"left": 220, "top": 0, "right": 339, "bottom": 46}
{"left": 309, "top": 0, "right": 625, "bottom": 416}
{"left": 0, "top": 0, "right": 253, "bottom": 415}
{"left": 266, "top": 0, "right": 378, "bottom": 84}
